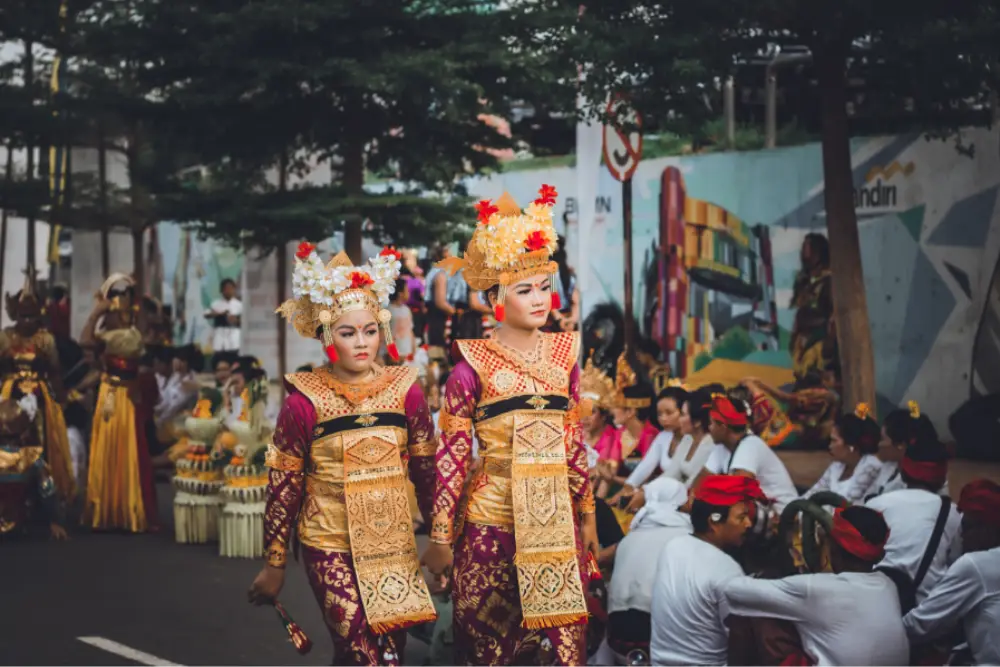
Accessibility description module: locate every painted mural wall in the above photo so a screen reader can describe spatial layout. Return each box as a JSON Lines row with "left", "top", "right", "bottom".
{"left": 468, "top": 129, "right": 1000, "bottom": 437}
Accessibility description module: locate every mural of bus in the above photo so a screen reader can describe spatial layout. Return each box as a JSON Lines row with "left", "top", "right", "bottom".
{"left": 645, "top": 166, "right": 779, "bottom": 377}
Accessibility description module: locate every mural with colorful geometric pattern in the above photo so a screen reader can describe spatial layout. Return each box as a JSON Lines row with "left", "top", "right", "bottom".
{"left": 467, "top": 128, "right": 1000, "bottom": 437}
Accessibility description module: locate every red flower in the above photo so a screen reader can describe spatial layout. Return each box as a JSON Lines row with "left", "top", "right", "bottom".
{"left": 295, "top": 241, "right": 316, "bottom": 260}
{"left": 534, "top": 184, "right": 558, "bottom": 207}
{"left": 379, "top": 246, "right": 403, "bottom": 262}
{"left": 348, "top": 271, "right": 374, "bottom": 289}
{"left": 524, "top": 230, "right": 549, "bottom": 252}
{"left": 475, "top": 199, "right": 499, "bottom": 225}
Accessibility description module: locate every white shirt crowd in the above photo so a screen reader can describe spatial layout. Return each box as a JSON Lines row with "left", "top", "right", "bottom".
{"left": 598, "top": 431, "right": 1000, "bottom": 666}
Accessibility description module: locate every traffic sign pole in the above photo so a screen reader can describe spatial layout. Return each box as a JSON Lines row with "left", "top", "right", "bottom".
{"left": 622, "top": 176, "right": 634, "bottom": 350}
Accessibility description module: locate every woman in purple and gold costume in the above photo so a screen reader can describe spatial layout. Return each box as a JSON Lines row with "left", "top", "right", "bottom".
{"left": 248, "top": 245, "right": 437, "bottom": 666}
{"left": 421, "top": 185, "right": 598, "bottom": 666}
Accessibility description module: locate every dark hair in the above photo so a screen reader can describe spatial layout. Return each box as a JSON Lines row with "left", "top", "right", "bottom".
{"left": 797, "top": 370, "right": 825, "bottom": 389}
{"left": 394, "top": 278, "right": 408, "bottom": 298}
{"left": 701, "top": 382, "right": 726, "bottom": 396}
{"left": 50, "top": 285, "right": 68, "bottom": 301}
{"left": 623, "top": 384, "right": 656, "bottom": 423}
{"left": 883, "top": 408, "right": 939, "bottom": 447}
{"left": 836, "top": 412, "right": 881, "bottom": 455}
{"left": 690, "top": 499, "right": 731, "bottom": 533}
{"left": 727, "top": 385, "right": 753, "bottom": 410}
{"left": 220, "top": 278, "right": 237, "bottom": 291}
{"left": 173, "top": 344, "right": 204, "bottom": 371}
{"left": 684, "top": 388, "right": 714, "bottom": 433}
{"left": 804, "top": 232, "right": 830, "bottom": 267}
{"left": 295, "top": 363, "right": 314, "bottom": 373}
{"left": 656, "top": 387, "right": 690, "bottom": 411}
{"left": 900, "top": 436, "right": 949, "bottom": 491}
{"left": 839, "top": 506, "right": 889, "bottom": 550}
{"left": 438, "top": 370, "right": 451, "bottom": 389}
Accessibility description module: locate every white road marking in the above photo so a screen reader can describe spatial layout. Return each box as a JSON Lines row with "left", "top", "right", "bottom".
{"left": 76, "top": 637, "right": 183, "bottom": 666}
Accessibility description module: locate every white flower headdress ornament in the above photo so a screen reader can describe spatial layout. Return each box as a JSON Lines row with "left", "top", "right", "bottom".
{"left": 438, "top": 184, "right": 561, "bottom": 321}
{"left": 276, "top": 243, "right": 403, "bottom": 363}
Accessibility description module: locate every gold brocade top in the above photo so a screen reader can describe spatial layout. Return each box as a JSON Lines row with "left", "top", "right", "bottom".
{"left": 430, "top": 331, "right": 595, "bottom": 542}
{"left": 98, "top": 327, "right": 145, "bottom": 360}
{"left": 264, "top": 365, "right": 437, "bottom": 556}
{"left": 0, "top": 328, "right": 59, "bottom": 378}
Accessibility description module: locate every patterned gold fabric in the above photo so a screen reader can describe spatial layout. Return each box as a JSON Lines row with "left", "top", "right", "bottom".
{"left": 451, "top": 332, "right": 588, "bottom": 629}
{"left": 286, "top": 366, "right": 436, "bottom": 634}
{"left": 265, "top": 444, "right": 305, "bottom": 472}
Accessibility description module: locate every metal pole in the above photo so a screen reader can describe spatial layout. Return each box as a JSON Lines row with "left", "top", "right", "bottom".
{"left": 622, "top": 177, "right": 634, "bottom": 349}
{"left": 25, "top": 41, "right": 36, "bottom": 271}
{"left": 724, "top": 76, "right": 736, "bottom": 148}
{"left": 98, "top": 122, "right": 110, "bottom": 276}
{"left": 765, "top": 72, "right": 777, "bottom": 149}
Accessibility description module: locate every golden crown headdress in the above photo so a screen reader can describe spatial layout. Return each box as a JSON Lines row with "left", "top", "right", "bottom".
{"left": 612, "top": 347, "right": 651, "bottom": 409}
{"left": 438, "top": 184, "right": 561, "bottom": 321}
{"left": 4, "top": 266, "right": 43, "bottom": 320}
{"left": 276, "top": 243, "right": 403, "bottom": 363}
{"left": 579, "top": 349, "right": 615, "bottom": 410}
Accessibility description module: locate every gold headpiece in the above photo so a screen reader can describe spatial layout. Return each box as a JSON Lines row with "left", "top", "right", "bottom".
{"left": 276, "top": 243, "right": 403, "bottom": 363}
{"left": 438, "top": 185, "right": 561, "bottom": 321}
{"left": 908, "top": 400, "right": 920, "bottom": 419}
{"left": 854, "top": 402, "right": 872, "bottom": 420}
{"left": 611, "top": 348, "right": 650, "bottom": 409}
{"left": 579, "top": 350, "right": 615, "bottom": 410}
{"left": 4, "top": 267, "right": 43, "bottom": 320}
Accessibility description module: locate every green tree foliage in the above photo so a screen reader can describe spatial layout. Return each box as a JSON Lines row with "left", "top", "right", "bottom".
{"left": 541, "top": 0, "right": 1000, "bottom": 408}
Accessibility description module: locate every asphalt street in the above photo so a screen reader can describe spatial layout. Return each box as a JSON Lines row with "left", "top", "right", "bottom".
{"left": 0, "top": 483, "right": 429, "bottom": 666}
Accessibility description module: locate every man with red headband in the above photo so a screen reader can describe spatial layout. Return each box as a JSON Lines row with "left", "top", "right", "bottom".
{"left": 649, "top": 474, "right": 760, "bottom": 665}
{"left": 701, "top": 393, "right": 797, "bottom": 512}
{"left": 866, "top": 437, "right": 961, "bottom": 607}
{"left": 725, "top": 506, "right": 908, "bottom": 665}
{"left": 904, "top": 479, "right": 1000, "bottom": 665}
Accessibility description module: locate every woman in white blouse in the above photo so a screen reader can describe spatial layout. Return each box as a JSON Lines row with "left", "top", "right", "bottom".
{"left": 615, "top": 386, "right": 716, "bottom": 512}
{"left": 803, "top": 402, "right": 883, "bottom": 504}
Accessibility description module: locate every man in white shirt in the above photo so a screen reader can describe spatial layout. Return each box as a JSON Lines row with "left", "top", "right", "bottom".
{"left": 904, "top": 479, "right": 1000, "bottom": 665}
{"left": 650, "top": 474, "right": 762, "bottom": 666}
{"left": 725, "top": 506, "right": 909, "bottom": 666}
{"left": 155, "top": 344, "right": 201, "bottom": 426}
{"left": 701, "top": 393, "right": 798, "bottom": 512}
{"left": 865, "top": 438, "right": 960, "bottom": 606}
{"left": 205, "top": 278, "right": 242, "bottom": 352}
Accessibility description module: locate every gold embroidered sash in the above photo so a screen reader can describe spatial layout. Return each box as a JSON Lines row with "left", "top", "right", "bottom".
{"left": 286, "top": 366, "right": 436, "bottom": 634}
{"left": 510, "top": 409, "right": 588, "bottom": 629}
{"left": 341, "top": 426, "right": 436, "bottom": 633}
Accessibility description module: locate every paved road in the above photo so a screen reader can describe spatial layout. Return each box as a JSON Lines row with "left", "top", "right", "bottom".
{"left": 0, "top": 484, "right": 429, "bottom": 666}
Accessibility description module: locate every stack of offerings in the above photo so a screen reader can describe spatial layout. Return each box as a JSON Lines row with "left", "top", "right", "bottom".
{"left": 173, "top": 391, "right": 226, "bottom": 544}
{"left": 219, "top": 426, "right": 268, "bottom": 558}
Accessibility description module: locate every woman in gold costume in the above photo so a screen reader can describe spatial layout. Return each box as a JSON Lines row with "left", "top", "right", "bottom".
{"left": 0, "top": 270, "right": 75, "bottom": 501}
{"left": 81, "top": 274, "right": 159, "bottom": 532}
{"left": 421, "top": 185, "right": 598, "bottom": 666}
{"left": 248, "top": 245, "right": 437, "bottom": 665}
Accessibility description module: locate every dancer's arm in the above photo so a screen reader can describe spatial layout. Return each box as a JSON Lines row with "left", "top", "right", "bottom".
{"left": 428, "top": 361, "right": 479, "bottom": 546}
{"left": 262, "top": 391, "right": 315, "bottom": 570}
{"left": 566, "top": 363, "right": 597, "bottom": 557}
{"left": 404, "top": 382, "right": 437, "bottom": 527}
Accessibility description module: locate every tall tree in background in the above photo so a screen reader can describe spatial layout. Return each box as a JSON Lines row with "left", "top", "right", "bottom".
{"left": 143, "top": 0, "right": 561, "bottom": 261}
{"left": 552, "top": 0, "right": 1000, "bottom": 409}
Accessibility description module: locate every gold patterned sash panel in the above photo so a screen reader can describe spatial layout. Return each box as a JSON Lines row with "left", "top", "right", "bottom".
{"left": 284, "top": 366, "right": 436, "bottom": 633}
{"left": 341, "top": 426, "right": 436, "bottom": 633}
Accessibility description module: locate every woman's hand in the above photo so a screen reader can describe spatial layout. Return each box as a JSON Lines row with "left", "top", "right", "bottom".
{"left": 581, "top": 513, "right": 599, "bottom": 559}
{"left": 49, "top": 523, "right": 69, "bottom": 541}
{"left": 625, "top": 488, "right": 646, "bottom": 514}
{"left": 421, "top": 542, "right": 454, "bottom": 589}
{"left": 247, "top": 565, "right": 285, "bottom": 605}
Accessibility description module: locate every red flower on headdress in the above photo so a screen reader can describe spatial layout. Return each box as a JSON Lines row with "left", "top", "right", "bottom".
{"left": 475, "top": 199, "right": 499, "bottom": 225}
{"left": 379, "top": 246, "right": 403, "bottom": 262}
{"left": 348, "top": 271, "right": 374, "bottom": 289}
{"left": 534, "top": 184, "right": 558, "bottom": 207}
{"left": 295, "top": 241, "right": 316, "bottom": 260}
{"left": 524, "top": 230, "right": 550, "bottom": 252}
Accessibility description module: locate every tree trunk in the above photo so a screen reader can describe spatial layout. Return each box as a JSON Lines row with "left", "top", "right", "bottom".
{"left": 342, "top": 121, "right": 365, "bottom": 264}
{"left": 98, "top": 123, "right": 110, "bottom": 276}
{"left": 276, "top": 153, "right": 289, "bottom": 394}
{"left": 816, "top": 47, "right": 877, "bottom": 411}
{"left": 0, "top": 145, "right": 12, "bottom": 298}
{"left": 24, "top": 41, "right": 36, "bottom": 272}
{"left": 132, "top": 225, "right": 145, "bottom": 307}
